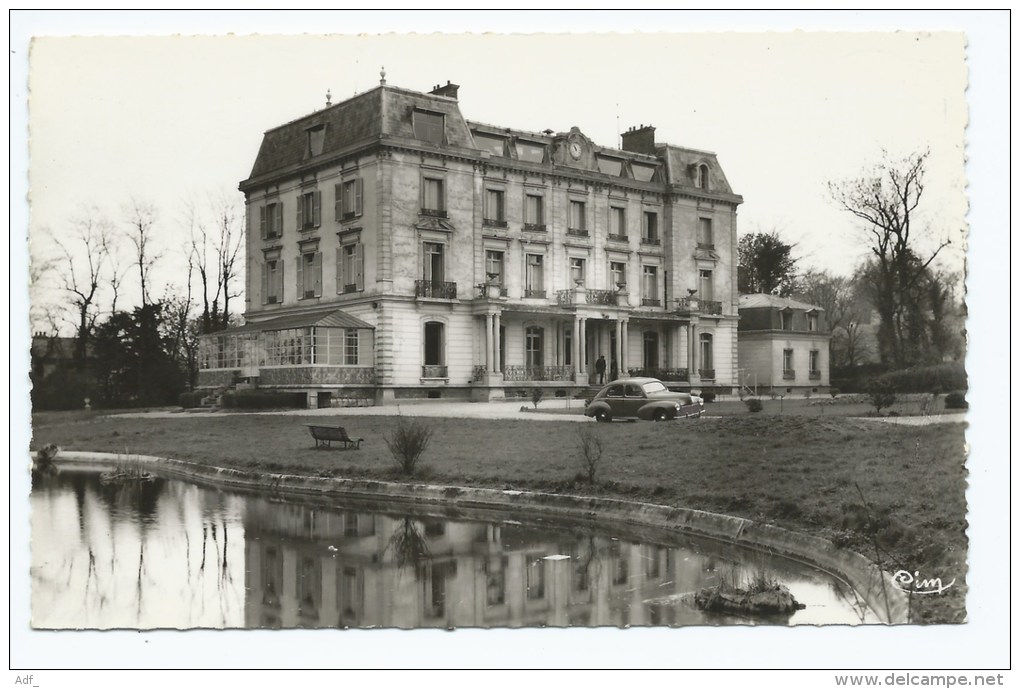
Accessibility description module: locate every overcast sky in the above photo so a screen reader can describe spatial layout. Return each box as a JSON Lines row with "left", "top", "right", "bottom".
{"left": 26, "top": 29, "right": 968, "bottom": 321}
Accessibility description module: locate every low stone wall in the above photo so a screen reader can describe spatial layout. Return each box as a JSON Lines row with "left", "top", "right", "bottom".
{"left": 49, "top": 451, "right": 909, "bottom": 624}
{"left": 260, "top": 366, "right": 376, "bottom": 386}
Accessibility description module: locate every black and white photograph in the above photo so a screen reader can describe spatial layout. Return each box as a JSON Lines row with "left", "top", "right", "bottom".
{"left": 10, "top": 10, "right": 1010, "bottom": 676}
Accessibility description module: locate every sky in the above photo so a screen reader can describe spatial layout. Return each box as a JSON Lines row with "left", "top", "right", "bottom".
{"left": 25, "top": 26, "right": 970, "bottom": 327}
{"left": 10, "top": 11, "right": 1012, "bottom": 672}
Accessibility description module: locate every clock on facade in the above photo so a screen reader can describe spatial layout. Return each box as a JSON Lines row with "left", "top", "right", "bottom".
{"left": 568, "top": 140, "right": 582, "bottom": 160}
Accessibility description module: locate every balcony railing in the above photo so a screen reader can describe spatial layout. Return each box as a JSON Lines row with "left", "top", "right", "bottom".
{"left": 627, "top": 368, "right": 689, "bottom": 382}
{"left": 420, "top": 208, "right": 448, "bottom": 218}
{"left": 523, "top": 223, "right": 547, "bottom": 232}
{"left": 472, "top": 365, "right": 487, "bottom": 382}
{"left": 422, "top": 365, "right": 448, "bottom": 378}
{"left": 783, "top": 370, "right": 796, "bottom": 380}
{"left": 476, "top": 284, "right": 508, "bottom": 298}
{"left": 809, "top": 370, "right": 821, "bottom": 380}
{"left": 502, "top": 365, "right": 574, "bottom": 382}
{"left": 676, "top": 297, "right": 723, "bottom": 315}
{"left": 415, "top": 280, "right": 458, "bottom": 299}
{"left": 483, "top": 218, "right": 508, "bottom": 229}
{"left": 699, "top": 368, "right": 716, "bottom": 380}
{"left": 524, "top": 288, "right": 546, "bottom": 299}
{"left": 641, "top": 298, "right": 662, "bottom": 307}
{"left": 567, "top": 228, "right": 589, "bottom": 237}
{"left": 556, "top": 288, "right": 619, "bottom": 306}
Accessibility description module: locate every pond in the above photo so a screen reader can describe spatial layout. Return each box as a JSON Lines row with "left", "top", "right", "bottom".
{"left": 30, "top": 467, "right": 879, "bottom": 629}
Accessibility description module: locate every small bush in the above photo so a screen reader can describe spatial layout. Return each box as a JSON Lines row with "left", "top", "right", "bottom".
{"left": 576, "top": 425, "right": 605, "bottom": 484}
{"left": 530, "top": 387, "right": 544, "bottom": 409}
{"left": 31, "top": 366, "right": 95, "bottom": 411}
{"left": 701, "top": 392, "right": 717, "bottom": 404}
{"left": 385, "top": 416, "right": 434, "bottom": 475}
{"left": 944, "top": 391, "right": 968, "bottom": 410}
{"left": 220, "top": 390, "right": 305, "bottom": 409}
{"left": 878, "top": 362, "right": 967, "bottom": 394}
{"left": 829, "top": 387, "right": 840, "bottom": 398}
{"left": 866, "top": 379, "right": 897, "bottom": 414}
{"left": 745, "top": 398, "right": 764, "bottom": 413}
{"left": 178, "top": 391, "right": 204, "bottom": 408}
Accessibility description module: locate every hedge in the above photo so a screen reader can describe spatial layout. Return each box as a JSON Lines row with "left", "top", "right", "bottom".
{"left": 178, "top": 391, "right": 205, "bottom": 409}
{"left": 220, "top": 390, "right": 306, "bottom": 409}
{"left": 834, "top": 362, "right": 966, "bottom": 395}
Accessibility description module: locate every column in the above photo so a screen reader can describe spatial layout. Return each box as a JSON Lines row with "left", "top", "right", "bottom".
{"left": 579, "top": 317, "right": 587, "bottom": 379}
{"left": 621, "top": 320, "right": 629, "bottom": 373}
{"left": 573, "top": 316, "right": 582, "bottom": 378}
{"left": 615, "top": 318, "right": 623, "bottom": 374}
{"left": 492, "top": 312, "right": 501, "bottom": 373}
{"left": 485, "top": 313, "right": 494, "bottom": 373}
{"left": 688, "top": 321, "right": 698, "bottom": 380}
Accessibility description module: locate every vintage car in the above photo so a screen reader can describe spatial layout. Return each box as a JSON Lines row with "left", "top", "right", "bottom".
{"left": 583, "top": 377, "right": 704, "bottom": 422}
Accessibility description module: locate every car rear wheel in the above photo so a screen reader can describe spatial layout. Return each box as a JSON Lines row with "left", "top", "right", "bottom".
{"left": 595, "top": 409, "right": 612, "bottom": 423}
{"left": 653, "top": 409, "right": 669, "bottom": 422}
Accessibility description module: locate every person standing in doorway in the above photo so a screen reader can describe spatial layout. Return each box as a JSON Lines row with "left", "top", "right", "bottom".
{"left": 595, "top": 354, "right": 606, "bottom": 384}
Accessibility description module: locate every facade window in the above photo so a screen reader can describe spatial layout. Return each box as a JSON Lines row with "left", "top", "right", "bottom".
{"left": 697, "top": 164, "right": 709, "bottom": 190}
{"left": 643, "top": 331, "right": 659, "bottom": 369}
{"left": 525, "top": 326, "right": 544, "bottom": 367}
{"left": 809, "top": 349, "right": 820, "bottom": 374}
{"left": 263, "top": 328, "right": 314, "bottom": 365}
{"left": 784, "top": 348, "right": 795, "bottom": 376}
{"left": 569, "top": 200, "right": 586, "bottom": 231}
{"left": 808, "top": 313, "right": 819, "bottom": 331}
{"left": 699, "top": 269, "right": 714, "bottom": 301}
{"left": 781, "top": 310, "right": 793, "bottom": 330}
{"left": 485, "top": 250, "right": 504, "bottom": 288}
{"left": 337, "top": 178, "right": 363, "bottom": 221}
{"left": 642, "top": 265, "right": 659, "bottom": 306}
{"left": 259, "top": 201, "right": 283, "bottom": 240}
{"left": 569, "top": 257, "right": 586, "bottom": 286}
{"left": 485, "top": 189, "right": 505, "bottom": 224}
{"left": 526, "top": 557, "right": 546, "bottom": 600}
{"left": 297, "top": 190, "right": 321, "bottom": 231}
{"left": 422, "top": 177, "right": 446, "bottom": 215}
{"left": 262, "top": 258, "right": 284, "bottom": 304}
{"left": 412, "top": 110, "right": 445, "bottom": 144}
{"left": 336, "top": 242, "right": 364, "bottom": 294}
{"left": 699, "top": 333, "right": 714, "bottom": 371}
{"left": 610, "top": 261, "right": 627, "bottom": 290}
{"left": 345, "top": 329, "right": 359, "bottom": 365}
{"left": 485, "top": 557, "right": 507, "bottom": 607}
{"left": 642, "top": 211, "right": 659, "bottom": 244}
{"left": 423, "top": 242, "right": 445, "bottom": 283}
{"left": 423, "top": 321, "right": 445, "bottom": 367}
{"left": 525, "top": 254, "right": 544, "bottom": 297}
{"left": 525, "top": 194, "right": 545, "bottom": 228}
{"left": 698, "top": 218, "right": 713, "bottom": 247}
{"left": 609, "top": 206, "right": 626, "bottom": 238}
{"left": 298, "top": 250, "right": 322, "bottom": 299}
{"left": 563, "top": 328, "right": 572, "bottom": 367}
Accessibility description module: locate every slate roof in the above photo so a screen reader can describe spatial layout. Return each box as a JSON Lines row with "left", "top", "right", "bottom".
{"left": 216, "top": 308, "right": 374, "bottom": 335}
{"left": 739, "top": 294, "right": 823, "bottom": 311}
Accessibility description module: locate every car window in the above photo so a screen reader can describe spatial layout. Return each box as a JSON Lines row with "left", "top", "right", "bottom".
{"left": 624, "top": 384, "right": 644, "bottom": 398}
{"left": 642, "top": 381, "right": 667, "bottom": 394}
{"left": 606, "top": 385, "right": 624, "bottom": 398}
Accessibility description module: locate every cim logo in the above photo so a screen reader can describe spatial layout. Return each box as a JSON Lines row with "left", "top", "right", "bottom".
{"left": 892, "top": 570, "right": 956, "bottom": 595}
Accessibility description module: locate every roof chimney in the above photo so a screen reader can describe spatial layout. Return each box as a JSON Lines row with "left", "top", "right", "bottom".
{"left": 429, "top": 80, "right": 460, "bottom": 100}
{"left": 621, "top": 124, "right": 656, "bottom": 155}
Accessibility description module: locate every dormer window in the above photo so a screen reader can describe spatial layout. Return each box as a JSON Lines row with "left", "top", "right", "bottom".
{"left": 697, "top": 164, "right": 710, "bottom": 190}
{"left": 808, "top": 312, "right": 819, "bottom": 331}
{"left": 413, "top": 110, "right": 445, "bottom": 144}
{"left": 781, "top": 309, "right": 794, "bottom": 331}
{"left": 306, "top": 125, "right": 325, "bottom": 158}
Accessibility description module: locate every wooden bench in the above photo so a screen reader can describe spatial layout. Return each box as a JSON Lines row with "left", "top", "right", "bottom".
{"left": 305, "top": 424, "right": 363, "bottom": 450}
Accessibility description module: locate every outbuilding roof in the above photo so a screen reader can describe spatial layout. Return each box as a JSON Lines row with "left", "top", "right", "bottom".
{"left": 214, "top": 308, "right": 374, "bottom": 335}
{"left": 739, "top": 294, "right": 823, "bottom": 311}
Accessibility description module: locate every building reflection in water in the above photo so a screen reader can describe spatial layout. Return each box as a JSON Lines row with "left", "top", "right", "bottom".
{"left": 241, "top": 495, "right": 868, "bottom": 629}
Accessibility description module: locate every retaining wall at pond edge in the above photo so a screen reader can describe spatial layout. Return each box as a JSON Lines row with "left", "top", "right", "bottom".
{"left": 47, "top": 450, "right": 910, "bottom": 624}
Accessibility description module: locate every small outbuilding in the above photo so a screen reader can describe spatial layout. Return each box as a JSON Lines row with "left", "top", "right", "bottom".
{"left": 737, "top": 294, "right": 830, "bottom": 395}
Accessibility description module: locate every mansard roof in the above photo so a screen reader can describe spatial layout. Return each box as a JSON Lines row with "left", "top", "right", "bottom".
{"left": 739, "top": 293, "right": 824, "bottom": 311}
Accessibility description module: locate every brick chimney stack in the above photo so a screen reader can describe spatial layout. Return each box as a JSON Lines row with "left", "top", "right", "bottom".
{"left": 621, "top": 124, "right": 656, "bottom": 155}
{"left": 430, "top": 80, "right": 460, "bottom": 100}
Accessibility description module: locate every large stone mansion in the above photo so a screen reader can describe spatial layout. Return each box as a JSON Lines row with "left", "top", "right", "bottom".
{"left": 198, "top": 77, "right": 744, "bottom": 406}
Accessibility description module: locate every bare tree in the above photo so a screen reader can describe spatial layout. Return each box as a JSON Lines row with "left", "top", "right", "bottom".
{"left": 125, "top": 199, "right": 162, "bottom": 307}
{"left": 798, "top": 270, "right": 871, "bottom": 368}
{"left": 183, "top": 193, "right": 245, "bottom": 333}
{"left": 829, "top": 150, "right": 950, "bottom": 367}
{"left": 47, "top": 209, "right": 116, "bottom": 369}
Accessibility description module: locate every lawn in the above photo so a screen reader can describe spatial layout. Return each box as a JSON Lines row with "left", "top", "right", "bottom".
{"left": 29, "top": 410, "right": 968, "bottom": 623}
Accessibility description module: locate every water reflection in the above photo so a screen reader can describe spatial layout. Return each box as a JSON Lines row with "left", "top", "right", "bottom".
{"left": 31, "top": 469, "right": 876, "bottom": 629}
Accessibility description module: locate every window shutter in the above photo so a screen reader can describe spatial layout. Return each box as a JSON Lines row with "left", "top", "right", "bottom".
{"left": 275, "top": 202, "right": 283, "bottom": 236}
{"left": 336, "top": 246, "right": 344, "bottom": 293}
{"left": 259, "top": 206, "right": 267, "bottom": 240}
{"left": 296, "top": 255, "right": 304, "bottom": 297}
{"left": 278, "top": 259, "right": 284, "bottom": 301}
{"left": 334, "top": 183, "right": 343, "bottom": 222}
{"left": 354, "top": 243, "right": 364, "bottom": 291}
{"left": 438, "top": 179, "right": 445, "bottom": 211}
{"left": 355, "top": 178, "right": 363, "bottom": 216}
{"left": 296, "top": 195, "right": 304, "bottom": 230}
{"left": 261, "top": 263, "right": 268, "bottom": 304}
{"left": 313, "top": 252, "right": 322, "bottom": 297}
{"left": 312, "top": 191, "right": 321, "bottom": 227}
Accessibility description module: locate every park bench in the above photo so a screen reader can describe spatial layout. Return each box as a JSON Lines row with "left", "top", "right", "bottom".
{"left": 305, "top": 424, "right": 363, "bottom": 450}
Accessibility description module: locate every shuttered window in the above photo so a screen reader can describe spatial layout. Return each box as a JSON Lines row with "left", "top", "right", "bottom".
{"left": 336, "top": 243, "right": 364, "bottom": 294}
{"left": 297, "top": 251, "right": 322, "bottom": 299}
{"left": 259, "top": 202, "right": 283, "bottom": 240}
{"left": 336, "top": 178, "right": 363, "bottom": 221}
{"left": 297, "top": 191, "right": 321, "bottom": 231}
